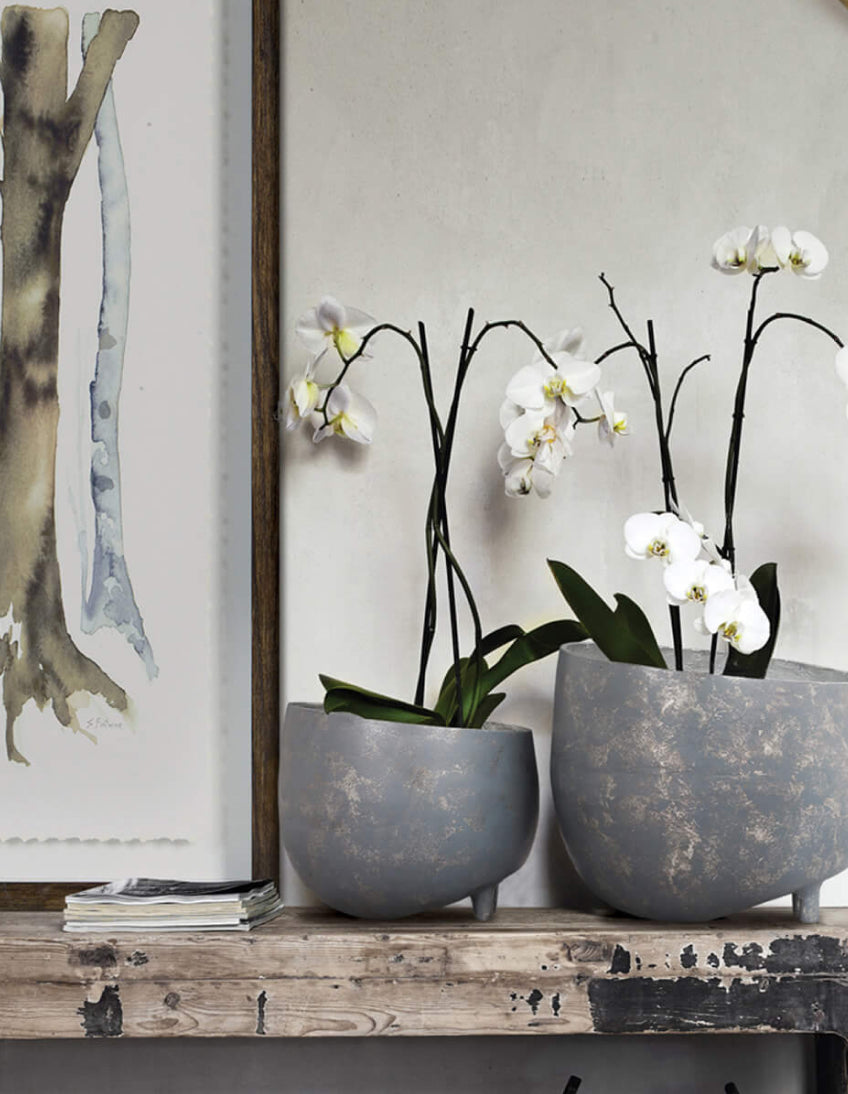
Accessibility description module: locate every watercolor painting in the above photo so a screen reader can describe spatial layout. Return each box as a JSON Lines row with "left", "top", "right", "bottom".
{"left": 0, "top": 6, "right": 150, "bottom": 765}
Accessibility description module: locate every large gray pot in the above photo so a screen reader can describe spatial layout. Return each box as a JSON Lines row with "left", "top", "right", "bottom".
{"left": 281, "top": 703, "right": 539, "bottom": 920}
{"left": 551, "top": 642, "right": 848, "bottom": 922}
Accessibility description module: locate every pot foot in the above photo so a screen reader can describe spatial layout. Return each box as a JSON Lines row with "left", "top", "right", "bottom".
{"left": 792, "top": 882, "right": 821, "bottom": 924}
{"left": 471, "top": 883, "right": 498, "bottom": 921}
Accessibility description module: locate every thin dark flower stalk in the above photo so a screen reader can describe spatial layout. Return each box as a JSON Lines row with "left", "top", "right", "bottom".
{"left": 721, "top": 271, "right": 772, "bottom": 572}
{"left": 645, "top": 319, "right": 683, "bottom": 670}
{"left": 665, "top": 355, "right": 710, "bottom": 442}
{"left": 419, "top": 320, "right": 467, "bottom": 721}
{"left": 599, "top": 273, "right": 657, "bottom": 398}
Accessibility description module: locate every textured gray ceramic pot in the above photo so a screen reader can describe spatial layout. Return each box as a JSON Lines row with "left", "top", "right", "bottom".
{"left": 551, "top": 642, "right": 848, "bottom": 923}
{"left": 281, "top": 703, "right": 539, "bottom": 920}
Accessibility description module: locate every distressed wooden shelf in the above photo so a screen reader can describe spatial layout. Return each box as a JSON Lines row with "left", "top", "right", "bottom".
{"left": 2, "top": 906, "right": 848, "bottom": 1079}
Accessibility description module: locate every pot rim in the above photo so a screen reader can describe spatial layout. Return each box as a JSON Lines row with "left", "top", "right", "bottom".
{"left": 559, "top": 640, "right": 848, "bottom": 686}
{"left": 284, "top": 701, "right": 534, "bottom": 738}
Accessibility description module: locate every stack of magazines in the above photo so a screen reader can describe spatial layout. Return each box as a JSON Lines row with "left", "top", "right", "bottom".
{"left": 62, "top": 878, "right": 285, "bottom": 932}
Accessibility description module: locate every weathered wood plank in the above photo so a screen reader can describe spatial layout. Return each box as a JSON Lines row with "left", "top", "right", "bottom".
{"left": 1, "top": 910, "right": 848, "bottom": 1046}
{"left": 3, "top": 909, "right": 848, "bottom": 985}
{"left": 3, "top": 975, "right": 833, "bottom": 1040}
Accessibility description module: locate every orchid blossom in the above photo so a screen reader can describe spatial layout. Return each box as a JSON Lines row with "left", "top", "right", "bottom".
{"left": 711, "top": 226, "right": 756, "bottom": 275}
{"left": 771, "top": 227, "right": 828, "bottom": 280}
{"left": 702, "top": 582, "right": 771, "bottom": 655}
{"left": 312, "top": 383, "right": 377, "bottom": 445}
{"left": 296, "top": 295, "right": 376, "bottom": 362}
{"left": 623, "top": 512, "right": 701, "bottom": 565}
{"left": 597, "top": 390, "right": 628, "bottom": 446}
{"left": 505, "top": 342, "right": 601, "bottom": 415}
{"left": 284, "top": 370, "right": 321, "bottom": 431}
{"left": 663, "top": 558, "right": 734, "bottom": 608}
{"left": 502, "top": 402, "right": 574, "bottom": 484}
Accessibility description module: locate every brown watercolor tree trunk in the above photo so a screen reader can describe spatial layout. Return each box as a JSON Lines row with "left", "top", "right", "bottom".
{"left": 0, "top": 7, "right": 139, "bottom": 763}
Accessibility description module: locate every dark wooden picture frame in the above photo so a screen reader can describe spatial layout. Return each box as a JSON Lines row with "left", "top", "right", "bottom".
{"left": 0, "top": 0, "right": 280, "bottom": 911}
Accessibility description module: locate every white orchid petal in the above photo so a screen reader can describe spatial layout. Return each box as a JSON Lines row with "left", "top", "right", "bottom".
{"left": 623, "top": 512, "right": 664, "bottom": 557}
{"left": 506, "top": 362, "right": 550, "bottom": 411}
{"left": 770, "top": 226, "right": 791, "bottom": 266}
{"left": 666, "top": 520, "right": 702, "bottom": 564}
{"left": 835, "top": 347, "right": 848, "bottom": 388}
{"left": 712, "top": 226, "right": 753, "bottom": 275}
{"left": 499, "top": 397, "right": 523, "bottom": 431}
{"left": 316, "top": 296, "right": 347, "bottom": 332}
{"left": 531, "top": 465, "right": 557, "bottom": 498}
{"left": 790, "top": 230, "right": 828, "bottom": 278}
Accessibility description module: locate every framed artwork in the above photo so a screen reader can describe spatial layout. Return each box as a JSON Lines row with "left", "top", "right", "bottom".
{"left": 0, "top": 0, "right": 280, "bottom": 910}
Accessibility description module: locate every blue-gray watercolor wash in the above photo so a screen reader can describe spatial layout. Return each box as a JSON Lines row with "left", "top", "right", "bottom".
{"left": 80, "top": 12, "right": 157, "bottom": 679}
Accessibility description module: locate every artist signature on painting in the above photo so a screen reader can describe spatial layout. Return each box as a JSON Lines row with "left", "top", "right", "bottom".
{"left": 83, "top": 715, "right": 124, "bottom": 733}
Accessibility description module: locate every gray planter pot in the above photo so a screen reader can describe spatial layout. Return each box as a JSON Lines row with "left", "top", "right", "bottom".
{"left": 281, "top": 703, "right": 539, "bottom": 920}
{"left": 551, "top": 642, "right": 848, "bottom": 922}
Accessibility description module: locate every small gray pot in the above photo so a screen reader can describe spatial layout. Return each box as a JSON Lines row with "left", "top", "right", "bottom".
{"left": 551, "top": 642, "right": 848, "bottom": 922}
{"left": 281, "top": 703, "right": 539, "bottom": 920}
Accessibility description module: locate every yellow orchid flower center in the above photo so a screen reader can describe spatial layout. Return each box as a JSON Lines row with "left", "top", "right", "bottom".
{"left": 529, "top": 422, "right": 559, "bottom": 453}
{"left": 544, "top": 376, "right": 573, "bottom": 400}
{"left": 332, "top": 326, "right": 360, "bottom": 359}
{"left": 688, "top": 584, "right": 707, "bottom": 603}
{"left": 720, "top": 621, "right": 740, "bottom": 643}
{"left": 648, "top": 537, "right": 669, "bottom": 558}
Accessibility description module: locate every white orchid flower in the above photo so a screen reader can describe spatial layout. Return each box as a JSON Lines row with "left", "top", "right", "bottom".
{"left": 503, "top": 403, "right": 574, "bottom": 468}
{"left": 771, "top": 227, "right": 829, "bottom": 280}
{"left": 497, "top": 445, "right": 559, "bottom": 498}
{"left": 702, "top": 583, "right": 770, "bottom": 654}
{"left": 624, "top": 512, "right": 701, "bottom": 565}
{"left": 500, "top": 403, "right": 574, "bottom": 498}
{"left": 747, "top": 225, "right": 780, "bottom": 273}
{"left": 711, "top": 226, "right": 755, "bottom": 275}
{"left": 284, "top": 371, "right": 322, "bottom": 431}
{"left": 312, "top": 383, "right": 377, "bottom": 445}
{"left": 663, "top": 558, "right": 734, "bottom": 607}
{"left": 597, "top": 390, "right": 628, "bottom": 446}
{"left": 505, "top": 348, "right": 601, "bottom": 414}
{"left": 497, "top": 445, "right": 534, "bottom": 497}
{"left": 296, "top": 295, "right": 377, "bottom": 362}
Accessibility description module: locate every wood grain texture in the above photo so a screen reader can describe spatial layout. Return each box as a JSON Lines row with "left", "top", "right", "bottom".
{"left": 251, "top": 0, "right": 281, "bottom": 884}
{"left": 0, "top": 0, "right": 281, "bottom": 910}
{"left": 2, "top": 907, "right": 848, "bottom": 1058}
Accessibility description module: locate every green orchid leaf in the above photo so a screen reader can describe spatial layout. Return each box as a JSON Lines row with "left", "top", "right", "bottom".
{"left": 612, "top": 594, "right": 667, "bottom": 669}
{"left": 548, "top": 559, "right": 667, "bottom": 668}
{"left": 477, "top": 624, "right": 526, "bottom": 654}
{"left": 723, "top": 563, "right": 781, "bottom": 680}
{"left": 320, "top": 675, "right": 445, "bottom": 725}
{"left": 433, "top": 625, "right": 524, "bottom": 724}
{"left": 433, "top": 657, "right": 475, "bottom": 724}
{"left": 467, "top": 691, "right": 506, "bottom": 728}
{"left": 481, "top": 619, "right": 589, "bottom": 694}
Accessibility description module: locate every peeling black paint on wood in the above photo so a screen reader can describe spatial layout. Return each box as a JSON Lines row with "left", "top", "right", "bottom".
{"left": 257, "top": 990, "right": 267, "bottom": 1035}
{"left": 680, "top": 945, "right": 697, "bottom": 969}
{"left": 608, "top": 944, "right": 630, "bottom": 974}
{"left": 526, "top": 988, "right": 543, "bottom": 1015}
{"left": 126, "top": 950, "right": 148, "bottom": 967}
{"left": 721, "top": 935, "right": 848, "bottom": 975}
{"left": 77, "top": 984, "right": 122, "bottom": 1037}
{"left": 587, "top": 974, "right": 848, "bottom": 1035}
{"left": 68, "top": 944, "right": 117, "bottom": 968}
{"left": 707, "top": 952, "right": 720, "bottom": 968}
